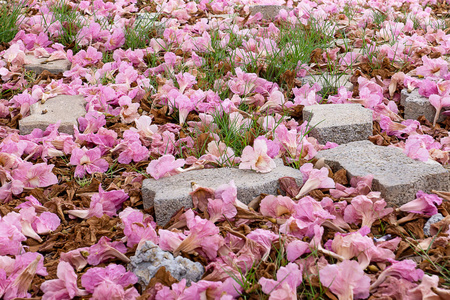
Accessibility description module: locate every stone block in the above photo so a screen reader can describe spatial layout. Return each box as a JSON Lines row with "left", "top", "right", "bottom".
{"left": 142, "top": 159, "right": 302, "bottom": 225}
{"left": 400, "top": 89, "right": 448, "bottom": 122}
{"left": 128, "top": 241, "right": 204, "bottom": 288}
{"left": 303, "top": 104, "right": 373, "bottom": 145}
{"left": 249, "top": 5, "right": 292, "bottom": 20}
{"left": 316, "top": 140, "right": 450, "bottom": 206}
{"left": 19, "top": 95, "right": 86, "bottom": 135}
{"left": 25, "top": 55, "right": 71, "bottom": 75}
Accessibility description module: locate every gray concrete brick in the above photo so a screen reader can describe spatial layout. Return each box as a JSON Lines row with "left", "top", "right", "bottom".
{"left": 24, "top": 55, "right": 71, "bottom": 75}
{"left": 19, "top": 95, "right": 86, "bottom": 135}
{"left": 316, "top": 140, "right": 450, "bottom": 206}
{"left": 142, "top": 159, "right": 302, "bottom": 225}
{"left": 249, "top": 5, "right": 293, "bottom": 20}
{"left": 302, "top": 73, "right": 353, "bottom": 91}
{"left": 303, "top": 104, "right": 373, "bottom": 145}
{"left": 400, "top": 89, "right": 449, "bottom": 122}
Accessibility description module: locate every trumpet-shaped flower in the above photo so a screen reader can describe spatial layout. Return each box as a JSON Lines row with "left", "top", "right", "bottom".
{"left": 428, "top": 93, "right": 450, "bottom": 126}
{"left": 294, "top": 164, "right": 335, "bottom": 199}
{"left": 119, "top": 207, "right": 158, "bottom": 248}
{"left": 370, "top": 259, "right": 424, "bottom": 290}
{"left": 81, "top": 264, "right": 138, "bottom": 300}
{"left": 320, "top": 260, "right": 371, "bottom": 300}
{"left": 239, "top": 138, "right": 276, "bottom": 173}
{"left": 146, "top": 154, "right": 186, "bottom": 180}
{"left": 40, "top": 261, "right": 87, "bottom": 300}
{"left": 87, "top": 236, "right": 129, "bottom": 266}
{"left": 69, "top": 147, "right": 109, "bottom": 178}
{"left": 68, "top": 185, "right": 128, "bottom": 219}
{"left": 260, "top": 195, "right": 296, "bottom": 218}
{"left": 398, "top": 190, "right": 442, "bottom": 216}
{"left": 344, "top": 195, "right": 393, "bottom": 228}
{"left": 259, "top": 263, "right": 303, "bottom": 300}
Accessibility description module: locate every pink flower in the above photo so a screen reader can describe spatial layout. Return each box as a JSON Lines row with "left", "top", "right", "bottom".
{"left": 146, "top": 154, "right": 186, "bottom": 180}
{"left": 294, "top": 164, "right": 335, "bottom": 199}
{"left": 330, "top": 227, "right": 396, "bottom": 269}
{"left": 428, "top": 93, "right": 450, "bottom": 126}
{"left": 173, "top": 210, "right": 223, "bottom": 260}
{"left": 87, "top": 236, "right": 129, "bottom": 266}
{"left": 398, "top": 190, "right": 442, "bottom": 216}
{"left": 112, "top": 131, "right": 149, "bottom": 164}
{"left": 104, "top": 28, "right": 125, "bottom": 51}
{"left": 344, "top": 195, "right": 393, "bottom": 228}
{"left": 81, "top": 264, "right": 138, "bottom": 300}
{"left": 67, "top": 185, "right": 128, "bottom": 219}
{"left": 239, "top": 138, "right": 276, "bottom": 173}
{"left": 227, "top": 67, "right": 258, "bottom": 95}
{"left": 175, "top": 72, "right": 197, "bottom": 94}
{"left": 247, "top": 229, "right": 279, "bottom": 261}
{"left": 119, "top": 207, "right": 158, "bottom": 248}
{"left": 319, "top": 260, "right": 371, "bottom": 300}
{"left": 259, "top": 263, "right": 303, "bottom": 300}
{"left": 0, "top": 217, "right": 26, "bottom": 255}
{"left": 40, "top": 261, "right": 87, "bottom": 300}
{"left": 60, "top": 248, "right": 89, "bottom": 272}
{"left": 416, "top": 56, "right": 448, "bottom": 78}
{"left": 69, "top": 147, "right": 109, "bottom": 178}
{"left": 260, "top": 195, "right": 296, "bottom": 218}
{"left": 404, "top": 135, "right": 430, "bottom": 162}
{"left": 69, "top": 46, "right": 102, "bottom": 67}
{"left": 77, "top": 111, "right": 106, "bottom": 134}
{"left": 370, "top": 259, "right": 424, "bottom": 290}
{"left": 3, "top": 254, "right": 44, "bottom": 300}
{"left": 118, "top": 96, "right": 140, "bottom": 124}
{"left": 13, "top": 162, "right": 58, "bottom": 189}
{"left": 409, "top": 274, "right": 450, "bottom": 299}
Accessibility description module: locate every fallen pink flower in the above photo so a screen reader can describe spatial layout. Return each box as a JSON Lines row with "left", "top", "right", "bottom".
{"left": 260, "top": 195, "right": 296, "bottom": 219}
{"left": 67, "top": 185, "right": 128, "bottom": 219}
{"left": 146, "top": 154, "right": 186, "bottom": 180}
{"left": 398, "top": 190, "right": 442, "bottom": 216}
{"left": 239, "top": 138, "right": 276, "bottom": 173}
{"left": 294, "top": 164, "right": 335, "bottom": 199}
{"left": 40, "top": 261, "right": 87, "bottom": 300}
{"left": 87, "top": 236, "right": 129, "bottom": 266}
{"left": 408, "top": 274, "right": 450, "bottom": 299}
{"left": 119, "top": 207, "right": 158, "bottom": 248}
{"left": 429, "top": 93, "right": 450, "bottom": 127}
{"left": 259, "top": 263, "right": 303, "bottom": 300}
{"left": 69, "top": 146, "right": 109, "bottom": 178}
{"left": 81, "top": 264, "right": 139, "bottom": 300}
{"left": 286, "top": 240, "right": 311, "bottom": 262}
{"left": 319, "top": 259, "right": 371, "bottom": 300}
{"left": 344, "top": 195, "right": 393, "bottom": 228}
{"left": 174, "top": 210, "right": 223, "bottom": 260}
{"left": 3, "top": 255, "right": 42, "bottom": 300}
{"left": 60, "top": 248, "right": 89, "bottom": 272}
{"left": 370, "top": 259, "right": 424, "bottom": 290}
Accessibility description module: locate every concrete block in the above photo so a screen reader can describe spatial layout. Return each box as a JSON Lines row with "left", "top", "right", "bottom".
{"left": 19, "top": 95, "right": 86, "bottom": 135}
{"left": 316, "top": 140, "right": 450, "bottom": 206}
{"left": 302, "top": 72, "right": 353, "bottom": 91}
{"left": 142, "top": 159, "right": 302, "bottom": 225}
{"left": 303, "top": 104, "right": 373, "bottom": 145}
{"left": 249, "top": 5, "right": 293, "bottom": 20}
{"left": 400, "top": 89, "right": 448, "bottom": 122}
{"left": 24, "top": 55, "right": 71, "bottom": 75}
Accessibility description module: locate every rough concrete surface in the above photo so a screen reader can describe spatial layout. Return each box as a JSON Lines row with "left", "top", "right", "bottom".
{"left": 400, "top": 89, "right": 449, "bottom": 123}
{"left": 128, "top": 241, "right": 204, "bottom": 288}
{"left": 142, "top": 158, "right": 303, "bottom": 225}
{"left": 19, "top": 95, "right": 86, "bottom": 135}
{"left": 25, "top": 55, "right": 71, "bottom": 74}
{"left": 303, "top": 104, "right": 373, "bottom": 145}
{"left": 316, "top": 140, "right": 450, "bottom": 206}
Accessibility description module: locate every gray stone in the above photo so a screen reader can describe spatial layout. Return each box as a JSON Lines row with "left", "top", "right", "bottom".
{"left": 128, "top": 241, "right": 204, "bottom": 287}
{"left": 24, "top": 55, "right": 71, "bottom": 75}
{"left": 19, "top": 95, "right": 86, "bottom": 135}
{"left": 142, "top": 158, "right": 302, "bottom": 225}
{"left": 423, "top": 213, "right": 444, "bottom": 236}
{"left": 316, "top": 140, "right": 450, "bottom": 206}
{"left": 249, "top": 5, "right": 292, "bottom": 20}
{"left": 302, "top": 73, "right": 353, "bottom": 91}
{"left": 400, "top": 89, "right": 449, "bottom": 122}
{"left": 303, "top": 104, "right": 373, "bottom": 145}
